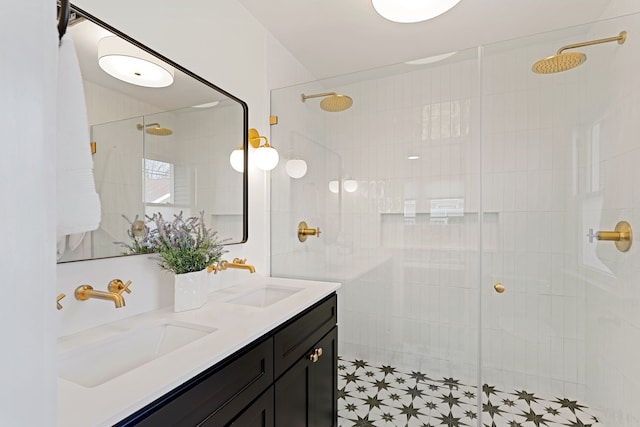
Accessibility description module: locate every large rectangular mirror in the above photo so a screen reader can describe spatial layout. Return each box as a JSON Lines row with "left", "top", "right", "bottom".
{"left": 58, "top": 4, "right": 248, "bottom": 262}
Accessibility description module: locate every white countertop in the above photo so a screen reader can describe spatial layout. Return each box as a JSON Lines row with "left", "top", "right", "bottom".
{"left": 57, "top": 276, "right": 341, "bottom": 427}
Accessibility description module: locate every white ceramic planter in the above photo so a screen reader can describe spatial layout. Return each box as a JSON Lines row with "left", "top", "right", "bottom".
{"left": 173, "top": 269, "right": 208, "bottom": 312}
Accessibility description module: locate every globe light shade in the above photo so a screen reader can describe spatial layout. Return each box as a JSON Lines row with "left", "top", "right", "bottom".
{"left": 98, "top": 36, "right": 174, "bottom": 87}
{"left": 371, "top": 0, "right": 461, "bottom": 24}
{"left": 285, "top": 159, "right": 307, "bottom": 179}
{"left": 229, "top": 148, "right": 244, "bottom": 173}
{"left": 343, "top": 179, "right": 358, "bottom": 193}
{"left": 328, "top": 180, "right": 340, "bottom": 194}
{"left": 255, "top": 146, "right": 279, "bottom": 171}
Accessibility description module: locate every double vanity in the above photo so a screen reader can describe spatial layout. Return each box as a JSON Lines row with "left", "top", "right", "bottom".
{"left": 57, "top": 277, "right": 340, "bottom": 426}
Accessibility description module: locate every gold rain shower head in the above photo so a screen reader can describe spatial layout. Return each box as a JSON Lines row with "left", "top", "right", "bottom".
{"left": 532, "top": 31, "right": 627, "bottom": 74}
{"left": 136, "top": 123, "right": 173, "bottom": 136}
{"left": 301, "top": 92, "right": 353, "bottom": 112}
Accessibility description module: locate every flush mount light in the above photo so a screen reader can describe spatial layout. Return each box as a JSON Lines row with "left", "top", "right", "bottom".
{"left": 405, "top": 51, "right": 458, "bottom": 65}
{"left": 192, "top": 101, "right": 220, "bottom": 109}
{"left": 328, "top": 180, "right": 340, "bottom": 194}
{"left": 98, "top": 36, "right": 174, "bottom": 87}
{"left": 372, "top": 0, "right": 461, "bottom": 23}
{"left": 286, "top": 159, "right": 308, "bottom": 179}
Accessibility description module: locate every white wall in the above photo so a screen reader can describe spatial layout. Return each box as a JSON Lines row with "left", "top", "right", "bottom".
{"left": 57, "top": 0, "right": 314, "bottom": 336}
{"left": 0, "top": 1, "right": 57, "bottom": 425}
{"left": 0, "top": 0, "right": 315, "bottom": 424}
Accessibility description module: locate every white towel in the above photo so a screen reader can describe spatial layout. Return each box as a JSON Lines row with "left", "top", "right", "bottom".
{"left": 56, "top": 34, "right": 101, "bottom": 235}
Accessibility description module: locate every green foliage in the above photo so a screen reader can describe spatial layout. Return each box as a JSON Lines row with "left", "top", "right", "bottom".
{"left": 120, "top": 211, "right": 226, "bottom": 274}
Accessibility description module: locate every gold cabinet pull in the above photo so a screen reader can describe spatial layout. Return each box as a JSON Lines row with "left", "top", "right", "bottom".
{"left": 586, "top": 220, "right": 632, "bottom": 252}
{"left": 494, "top": 282, "right": 505, "bottom": 293}
{"left": 308, "top": 347, "right": 323, "bottom": 363}
{"left": 298, "top": 221, "right": 321, "bottom": 242}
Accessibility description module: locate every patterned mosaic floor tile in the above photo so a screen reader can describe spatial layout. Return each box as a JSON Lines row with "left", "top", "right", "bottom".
{"left": 337, "top": 357, "right": 600, "bottom": 427}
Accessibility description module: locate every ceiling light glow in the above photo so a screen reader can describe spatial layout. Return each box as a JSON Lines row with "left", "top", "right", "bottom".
{"left": 371, "top": 0, "right": 461, "bottom": 24}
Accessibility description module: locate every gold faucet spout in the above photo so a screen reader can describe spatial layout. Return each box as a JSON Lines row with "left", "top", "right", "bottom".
{"left": 74, "top": 285, "right": 126, "bottom": 308}
{"left": 207, "top": 258, "right": 255, "bottom": 274}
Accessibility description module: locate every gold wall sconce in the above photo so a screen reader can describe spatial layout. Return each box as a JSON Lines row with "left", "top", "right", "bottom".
{"left": 587, "top": 220, "right": 633, "bottom": 252}
{"left": 249, "top": 128, "right": 279, "bottom": 171}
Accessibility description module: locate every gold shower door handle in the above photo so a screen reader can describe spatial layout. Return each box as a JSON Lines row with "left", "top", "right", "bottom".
{"left": 494, "top": 282, "right": 505, "bottom": 293}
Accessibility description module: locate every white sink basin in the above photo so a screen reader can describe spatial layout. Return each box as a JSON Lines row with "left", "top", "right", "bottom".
{"left": 227, "top": 285, "right": 302, "bottom": 307}
{"left": 58, "top": 321, "right": 216, "bottom": 388}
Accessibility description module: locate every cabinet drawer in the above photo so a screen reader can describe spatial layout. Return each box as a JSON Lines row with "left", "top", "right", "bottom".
{"left": 273, "top": 294, "right": 337, "bottom": 378}
{"left": 201, "top": 386, "right": 274, "bottom": 427}
{"left": 119, "top": 338, "right": 273, "bottom": 426}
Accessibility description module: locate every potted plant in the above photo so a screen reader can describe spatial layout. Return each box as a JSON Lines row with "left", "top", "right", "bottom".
{"left": 121, "top": 211, "right": 226, "bottom": 311}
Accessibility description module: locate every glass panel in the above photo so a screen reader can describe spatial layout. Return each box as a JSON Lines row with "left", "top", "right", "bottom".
{"left": 271, "top": 46, "right": 483, "bottom": 425}
{"left": 481, "top": 13, "right": 640, "bottom": 426}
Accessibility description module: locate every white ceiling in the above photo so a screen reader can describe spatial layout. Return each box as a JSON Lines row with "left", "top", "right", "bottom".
{"left": 237, "top": 0, "right": 617, "bottom": 79}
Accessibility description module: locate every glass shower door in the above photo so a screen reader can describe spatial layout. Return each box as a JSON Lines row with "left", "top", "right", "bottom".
{"left": 271, "top": 47, "right": 485, "bottom": 426}
{"left": 480, "top": 13, "right": 640, "bottom": 426}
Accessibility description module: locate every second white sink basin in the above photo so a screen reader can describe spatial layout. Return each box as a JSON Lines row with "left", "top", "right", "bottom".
{"left": 227, "top": 285, "right": 302, "bottom": 307}
{"left": 58, "top": 321, "right": 216, "bottom": 388}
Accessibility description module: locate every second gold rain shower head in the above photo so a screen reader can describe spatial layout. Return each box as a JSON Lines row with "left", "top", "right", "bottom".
{"left": 301, "top": 92, "right": 353, "bottom": 112}
{"left": 532, "top": 31, "right": 627, "bottom": 74}
{"left": 136, "top": 123, "right": 173, "bottom": 136}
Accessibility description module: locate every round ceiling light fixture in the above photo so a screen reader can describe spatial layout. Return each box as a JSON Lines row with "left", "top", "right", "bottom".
{"left": 98, "top": 36, "right": 175, "bottom": 87}
{"left": 371, "top": 0, "right": 461, "bottom": 23}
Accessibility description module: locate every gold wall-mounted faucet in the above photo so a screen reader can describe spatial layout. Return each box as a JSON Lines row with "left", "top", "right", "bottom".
{"left": 74, "top": 279, "right": 132, "bottom": 308}
{"left": 207, "top": 258, "right": 256, "bottom": 274}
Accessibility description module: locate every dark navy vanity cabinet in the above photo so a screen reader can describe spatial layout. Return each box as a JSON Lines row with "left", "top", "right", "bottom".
{"left": 115, "top": 293, "right": 337, "bottom": 427}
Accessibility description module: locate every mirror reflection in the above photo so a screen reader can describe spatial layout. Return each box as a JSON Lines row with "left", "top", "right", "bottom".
{"left": 57, "top": 6, "right": 247, "bottom": 262}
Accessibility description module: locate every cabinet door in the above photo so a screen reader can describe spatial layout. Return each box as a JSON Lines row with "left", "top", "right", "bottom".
{"left": 310, "top": 327, "right": 337, "bottom": 427}
{"left": 274, "top": 327, "right": 337, "bottom": 427}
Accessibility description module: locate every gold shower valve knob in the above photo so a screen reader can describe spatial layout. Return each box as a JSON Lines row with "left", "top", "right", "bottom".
{"left": 494, "top": 282, "right": 505, "bottom": 293}
{"left": 298, "top": 221, "right": 321, "bottom": 242}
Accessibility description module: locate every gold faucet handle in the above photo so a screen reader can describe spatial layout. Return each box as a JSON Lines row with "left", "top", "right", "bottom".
{"left": 232, "top": 258, "right": 247, "bottom": 264}
{"left": 108, "top": 279, "right": 132, "bottom": 294}
{"left": 207, "top": 260, "right": 228, "bottom": 274}
{"left": 57, "top": 293, "right": 66, "bottom": 310}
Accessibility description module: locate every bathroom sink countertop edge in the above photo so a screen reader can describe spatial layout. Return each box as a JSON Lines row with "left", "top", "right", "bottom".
{"left": 57, "top": 276, "right": 341, "bottom": 427}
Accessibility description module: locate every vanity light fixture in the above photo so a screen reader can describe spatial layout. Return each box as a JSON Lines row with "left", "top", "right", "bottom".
{"left": 286, "top": 159, "right": 307, "bottom": 179}
{"left": 343, "top": 179, "right": 358, "bottom": 193}
{"left": 229, "top": 146, "right": 245, "bottom": 173}
{"left": 372, "top": 0, "right": 461, "bottom": 23}
{"left": 98, "top": 36, "right": 175, "bottom": 88}
{"left": 328, "top": 180, "right": 340, "bottom": 194}
{"left": 249, "top": 128, "right": 279, "bottom": 171}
